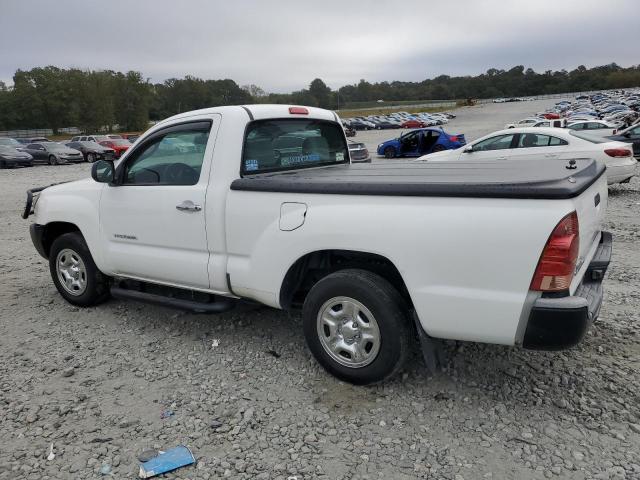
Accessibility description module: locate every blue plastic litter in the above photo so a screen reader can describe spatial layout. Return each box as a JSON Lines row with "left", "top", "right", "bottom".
{"left": 138, "top": 445, "right": 195, "bottom": 478}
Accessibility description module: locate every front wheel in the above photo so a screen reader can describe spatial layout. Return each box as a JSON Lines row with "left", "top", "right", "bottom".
{"left": 48, "top": 155, "right": 58, "bottom": 165}
{"left": 302, "top": 269, "right": 411, "bottom": 385}
{"left": 86, "top": 152, "right": 96, "bottom": 163}
{"left": 384, "top": 146, "right": 396, "bottom": 158}
{"left": 49, "top": 232, "right": 110, "bottom": 307}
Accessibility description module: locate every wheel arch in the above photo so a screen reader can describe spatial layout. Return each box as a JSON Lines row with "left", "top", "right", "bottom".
{"left": 39, "top": 221, "right": 82, "bottom": 258}
{"left": 279, "top": 249, "right": 412, "bottom": 310}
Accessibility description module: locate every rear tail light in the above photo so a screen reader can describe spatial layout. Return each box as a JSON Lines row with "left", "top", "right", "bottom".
{"left": 289, "top": 106, "right": 309, "bottom": 115}
{"left": 449, "top": 136, "right": 458, "bottom": 142}
{"left": 604, "top": 148, "right": 631, "bottom": 157}
{"left": 530, "top": 211, "right": 579, "bottom": 292}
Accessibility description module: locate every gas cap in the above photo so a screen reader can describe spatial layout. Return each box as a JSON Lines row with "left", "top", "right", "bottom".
{"left": 279, "top": 202, "right": 307, "bottom": 231}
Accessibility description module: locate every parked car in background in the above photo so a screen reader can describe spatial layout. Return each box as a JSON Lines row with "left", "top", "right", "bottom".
{"left": 17, "top": 137, "right": 52, "bottom": 144}
{"left": 0, "top": 145, "right": 33, "bottom": 168}
{"left": 567, "top": 121, "right": 618, "bottom": 139}
{"left": 377, "top": 128, "right": 466, "bottom": 158}
{"left": 418, "top": 127, "right": 637, "bottom": 185}
{"left": 348, "top": 141, "right": 371, "bottom": 163}
{"left": 20, "top": 142, "right": 84, "bottom": 165}
{"left": 107, "top": 134, "right": 123, "bottom": 139}
{"left": 505, "top": 118, "right": 541, "bottom": 129}
{"left": 0, "top": 137, "right": 24, "bottom": 148}
{"left": 120, "top": 133, "right": 141, "bottom": 142}
{"left": 348, "top": 120, "right": 372, "bottom": 131}
{"left": 65, "top": 141, "right": 116, "bottom": 163}
{"left": 99, "top": 138, "right": 131, "bottom": 158}
{"left": 70, "top": 135, "right": 112, "bottom": 143}
{"left": 401, "top": 119, "right": 427, "bottom": 129}
{"left": 606, "top": 123, "right": 640, "bottom": 157}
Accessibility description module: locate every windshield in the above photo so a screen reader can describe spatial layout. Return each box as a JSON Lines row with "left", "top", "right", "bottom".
{"left": 48, "top": 144, "right": 71, "bottom": 152}
{"left": 83, "top": 141, "right": 104, "bottom": 148}
{"left": 0, "top": 138, "right": 21, "bottom": 147}
{"left": 0, "top": 145, "right": 22, "bottom": 153}
{"left": 568, "top": 130, "right": 608, "bottom": 144}
{"left": 242, "top": 119, "right": 348, "bottom": 175}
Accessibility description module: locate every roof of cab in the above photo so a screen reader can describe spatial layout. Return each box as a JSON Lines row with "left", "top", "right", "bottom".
{"left": 158, "top": 104, "right": 339, "bottom": 126}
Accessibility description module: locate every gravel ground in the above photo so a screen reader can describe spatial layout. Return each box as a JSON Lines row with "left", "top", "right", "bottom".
{"left": 1, "top": 103, "right": 639, "bottom": 479}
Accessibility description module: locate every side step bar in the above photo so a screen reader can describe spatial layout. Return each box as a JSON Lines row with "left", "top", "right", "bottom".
{"left": 111, "top": 286, "right": 236, "bottom": 314}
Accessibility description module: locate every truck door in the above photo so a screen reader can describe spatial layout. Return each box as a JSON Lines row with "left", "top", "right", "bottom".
{"left": 99, "top": 117, "right": 220, "bottom": 290}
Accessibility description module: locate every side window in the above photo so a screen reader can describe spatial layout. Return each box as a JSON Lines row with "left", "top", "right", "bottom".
{"left": 473, "top": 134, "right": 515, "bottom": 151}
{"left": 568, "top": 124, "right": 584, "bottom": 130}
{"left": 518, "top": 134, "right": 550, "bottom": 148}
{"left": 586, "top": 123, "right": 601, "bottom": 130}
{"left": 124, "top": 125, "right": 211, "bottom": 186}
{"left": 548, "top": 136, "right": 569, "bottom": 146}
{"left": 627, "top": 126, "right": 640, "bottom": 138}
{"left": 27, "top": 143, "right": 41, "bottom": 150}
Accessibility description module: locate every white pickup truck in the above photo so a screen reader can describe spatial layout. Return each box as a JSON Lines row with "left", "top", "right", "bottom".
{"left": 23, "top": 105, "right": 612, "bottom": 384}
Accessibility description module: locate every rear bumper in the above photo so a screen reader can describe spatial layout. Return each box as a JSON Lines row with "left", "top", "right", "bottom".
{"left": 523, "top": 231, "right": 612, "bottom": 350}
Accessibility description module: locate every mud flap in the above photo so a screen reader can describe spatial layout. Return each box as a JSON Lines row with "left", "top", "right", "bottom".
{"left": 412, "top": 311, "right": 445, "bottom": 374}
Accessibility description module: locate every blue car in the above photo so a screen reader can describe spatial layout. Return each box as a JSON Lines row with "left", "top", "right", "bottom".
{"left": 376, "top": 128, "right": 466, "bottom": 158}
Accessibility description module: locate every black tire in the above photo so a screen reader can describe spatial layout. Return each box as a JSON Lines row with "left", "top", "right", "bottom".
{"left": 302, "top": 269, "right": 411, "bottom": 385}
{"left": 432, "top": 144, "right": 445, "bottom": 152}
{"left": 86, "top": 152, "right": 96, "bottom": 163}
{"left": 49, "top": 232, "right": 110, "bottom": 307}
{"left": 48, "top": 155, "right": 58, "bottom": 165}
{"left": 384, "top": 146, "right": 396, "bottom": 159}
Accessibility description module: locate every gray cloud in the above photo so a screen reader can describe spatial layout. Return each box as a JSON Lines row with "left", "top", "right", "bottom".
{"left": 0, "top": 0, "right": 636, "bottom": 92}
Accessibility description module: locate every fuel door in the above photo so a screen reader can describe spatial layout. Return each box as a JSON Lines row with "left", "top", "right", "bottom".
{"left": 279, "top": 202, "right": 307, "bottom": 231}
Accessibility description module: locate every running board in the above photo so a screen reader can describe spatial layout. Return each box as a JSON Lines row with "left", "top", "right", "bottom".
{"left": 110, "top": 286, "right": 236, "bottom": 314}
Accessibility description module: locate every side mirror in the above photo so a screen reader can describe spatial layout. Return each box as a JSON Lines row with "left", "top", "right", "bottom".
{"left": 91, "top": 159, "right": 115, "bottom": 183}
{"left": 463, "top": 145, "right": 474, "bottom": 153}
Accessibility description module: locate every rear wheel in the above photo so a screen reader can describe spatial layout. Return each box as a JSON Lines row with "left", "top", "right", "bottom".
{"left": 48, "top": 155, "right": 58, "bottom": 165}
{"left": 86, "top": 152, "right": 96, "bottom": 163}
{"left": 384, "top": 146, "right": 396, "bottom": 158}
{"left": 49, "top": 232, "right": 110, "bottom": 307}
{"left": 302, "top": 269, "right": 411, "bottom": 385}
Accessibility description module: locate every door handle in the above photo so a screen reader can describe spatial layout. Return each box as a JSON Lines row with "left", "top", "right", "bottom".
{"left": 176, "top": 200, "right": 202, "bottom": 212}
{"left": 496, "top": 156, "right": 507, "bottom": 160}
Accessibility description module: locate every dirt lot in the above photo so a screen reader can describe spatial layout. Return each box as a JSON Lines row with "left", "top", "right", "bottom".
{"left": 1, "top": 103, "right": 639, "bottom": 479}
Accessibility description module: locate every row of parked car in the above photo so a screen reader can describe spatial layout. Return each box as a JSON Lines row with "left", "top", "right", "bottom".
{"left": 343, "top": 111, "right": 456, "bottom": 131}
{"left": 504, "top": 90, "right": 640, "bottom": 158}
{"left": 413, "top": 91, "right": 639, "bottom": 185}
{"left": 0, "top": 133, "right": 140, "bottom": 168}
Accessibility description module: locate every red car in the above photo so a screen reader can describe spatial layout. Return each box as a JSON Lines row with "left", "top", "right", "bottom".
{"left": 99, "top": 139, "right": 131, "bottom": 158}
{"left": 543, "top": 113, "right": 561, "bottom": 119}
{"left": 401, "top": 119, "right": 427, "bottom": 129}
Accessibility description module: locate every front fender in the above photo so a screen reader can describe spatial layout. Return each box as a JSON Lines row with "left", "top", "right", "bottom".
{"left": 34, "top": 180, "right": 105, "bottom": 270}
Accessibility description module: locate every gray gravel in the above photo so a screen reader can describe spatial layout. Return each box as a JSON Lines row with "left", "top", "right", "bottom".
{"left": 1, "top": 102, "right": 639, "bottom": 479}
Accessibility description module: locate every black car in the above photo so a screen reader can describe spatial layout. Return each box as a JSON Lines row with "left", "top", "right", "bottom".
{"left": 0, "top": 145, "right": 33, "bottom": 168}
{"left": 372, "top": 121, "right": 398, "bottom": 130}
{"left": 19, "top": 142, "right": 84, "bottom": 165}
{"left": 348, "top": 142, "right": 371, "bottom": 163}
{"left": 606, "top": 123, "right": 640, "bottom": 157}
{"left": 349, "top": 120, "right": 371, "bottom": 131}
{"left": 65, "top": 141, "right": 116, "bottom": 163}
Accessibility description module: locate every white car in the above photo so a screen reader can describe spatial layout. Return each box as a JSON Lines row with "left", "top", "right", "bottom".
{"left": 418, "top": 127, "right": 637, "bottom": 185}
{"left": 567, "top": 121, "right": 618, "bottom": 139}
{"left": 22, "top": 106, "right": 612, "bottom": 385}
{"left": 505, "top": 118, "right": 542, "bottom": 129}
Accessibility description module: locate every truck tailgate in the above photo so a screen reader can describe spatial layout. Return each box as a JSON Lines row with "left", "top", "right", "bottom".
{"left": 570, "top": 170, "right": 608, "bottom": 293}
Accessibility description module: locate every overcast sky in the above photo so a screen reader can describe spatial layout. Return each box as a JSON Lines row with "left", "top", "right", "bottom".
{"left": 0, "top": 0, "right": 636, "bottom": 92}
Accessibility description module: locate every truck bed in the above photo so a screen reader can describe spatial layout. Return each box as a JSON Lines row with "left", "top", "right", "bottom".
{"left": 231, "top": 158, "right": 606, "bottom": 199}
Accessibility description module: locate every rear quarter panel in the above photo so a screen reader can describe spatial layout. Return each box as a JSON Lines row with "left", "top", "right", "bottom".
{"left": 225, "top": 191, "right": 577, "bottom": 345}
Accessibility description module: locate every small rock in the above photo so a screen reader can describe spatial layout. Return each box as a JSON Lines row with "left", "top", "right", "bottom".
{"left": 61, "top": 367, "right": 75, "bottom": 377}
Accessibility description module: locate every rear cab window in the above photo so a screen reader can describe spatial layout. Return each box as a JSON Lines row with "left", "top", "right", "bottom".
{"left": 242, "top": 119, "right": 348, "bottom": 175}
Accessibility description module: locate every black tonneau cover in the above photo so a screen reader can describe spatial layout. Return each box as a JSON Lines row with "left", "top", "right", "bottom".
{"left": 230, "top": 158, "right": 605, "bottom": 200}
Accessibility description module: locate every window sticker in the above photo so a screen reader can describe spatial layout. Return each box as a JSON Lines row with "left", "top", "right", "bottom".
{"left": 336, "top": 152, "right": 344, "bottom": 161}
{"left": 281, "top": 153, "right": 321, "bottom": 167}
{"left": 245, "top": 159, "right": 259, "bottom": 171}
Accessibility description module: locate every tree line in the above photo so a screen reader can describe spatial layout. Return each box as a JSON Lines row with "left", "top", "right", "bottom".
{"left": 1, "top": 63, "right": 639, "bottom": 133}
